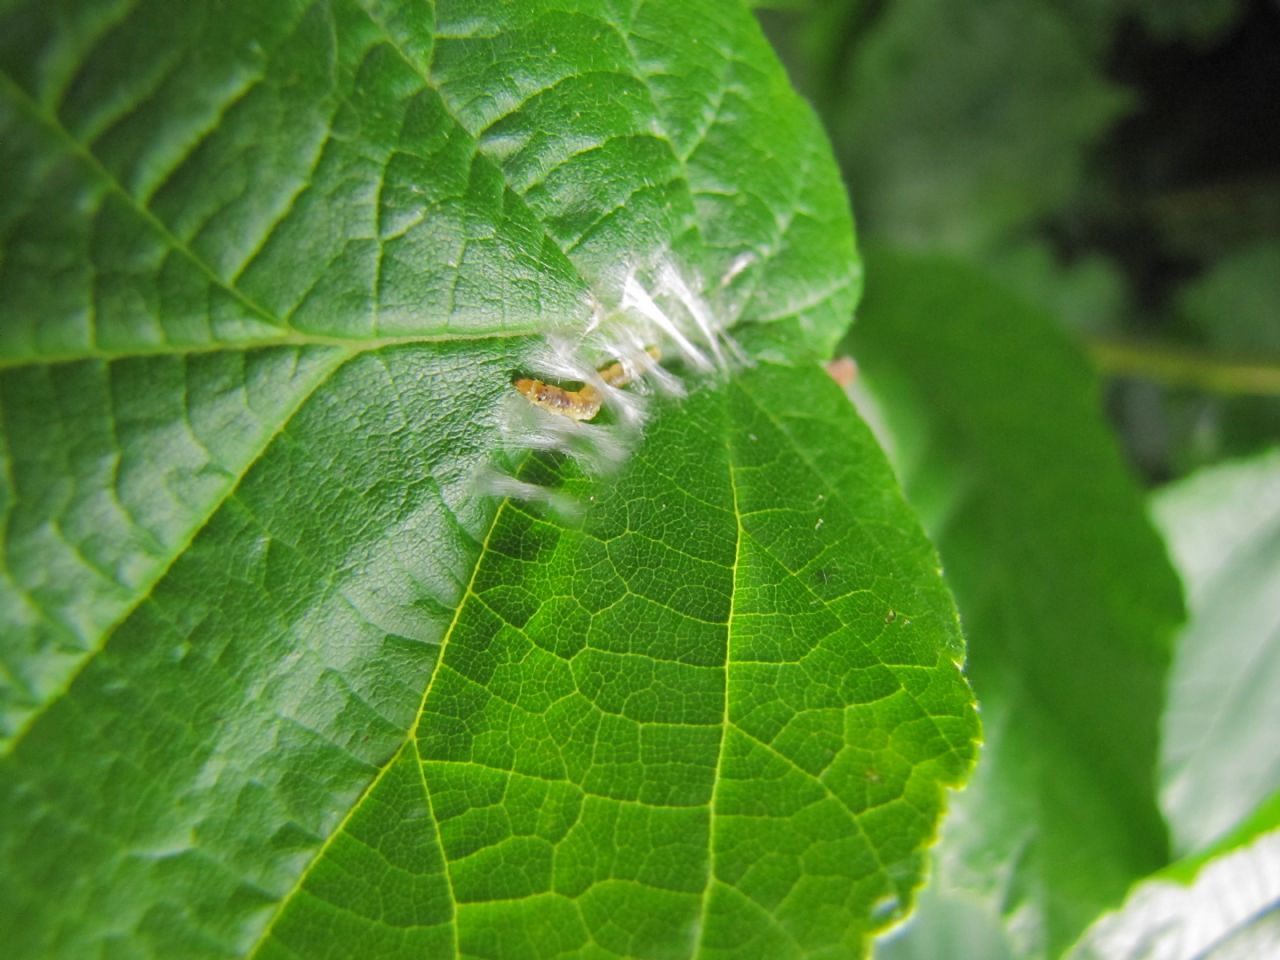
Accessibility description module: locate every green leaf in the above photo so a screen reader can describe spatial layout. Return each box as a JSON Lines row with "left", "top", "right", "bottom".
{"left": 1062, "top": 449, "right": 1280, "bottom": 959}
{"left": 0, "top": 2, "right": 975, "bottom": 957}
{"left": 267, "top": 365, "right": 980, "bottom": 959}
{"left": 1152, "top": 448, "right": 1280, "bottom": 855}
{"left": 0, "top": 0, "right": 857, "bottom": 744}
{"left": 1067, "top": 791, "right": 1280, "bottom": 960}
{"left": 851, "top": 249, "right": 1184, "bottom": 958}
{"left": 0, "top": 359, "right": 979, "bottom": 958}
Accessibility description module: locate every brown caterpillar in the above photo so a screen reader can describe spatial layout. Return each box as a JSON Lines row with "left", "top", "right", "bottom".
{"left": 514, "top": 347, "right": 660, "bottom": 421}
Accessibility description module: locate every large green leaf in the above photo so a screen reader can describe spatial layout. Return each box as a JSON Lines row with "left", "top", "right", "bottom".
{"left": 852, "top": 249, "right": 1183, "bottom": 958}
{"left": 0, "top": 2, "right": 976, "bottom": 956}
{"left": 0, "top": 0, "right": 856, "bottom": 744}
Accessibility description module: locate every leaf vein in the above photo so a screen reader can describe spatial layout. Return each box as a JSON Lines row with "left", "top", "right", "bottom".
{"left": 691, "top": 395, "right": 739, "bottom": 959}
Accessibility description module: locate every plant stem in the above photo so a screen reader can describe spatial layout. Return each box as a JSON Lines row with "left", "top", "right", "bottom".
{"left": 1087, "top": 339, "right": 1280, "bottom": 396}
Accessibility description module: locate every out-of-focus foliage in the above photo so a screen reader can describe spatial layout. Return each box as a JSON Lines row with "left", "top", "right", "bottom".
{"left": 1068, "top": 793, "right": 1280, "bottom": 960}
{"left": 810, "top": 0, "right": 1129, "bottom": 253}
{"left": 989, "top": 242, "right": 1129, "bottom": 338}
{"left": 1059, "top": 448, "right": 1280, "bottom": 959}
{"left": 1177, "top": 242, "right": 1280, "bottom": 355}
{"left": 1045, "top": 0, "right": 1246, "bottom": 51}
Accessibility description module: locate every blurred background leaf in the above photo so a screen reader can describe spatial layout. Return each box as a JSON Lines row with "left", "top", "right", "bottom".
{"left": 820, "top": 0, "right": 1129, "bottom": 255}
{"left": 1177, "top": 242, "right": 1280, "bottom": 356}
{"left": 1057, "top": 446, "right": 1280, "bottom": 960}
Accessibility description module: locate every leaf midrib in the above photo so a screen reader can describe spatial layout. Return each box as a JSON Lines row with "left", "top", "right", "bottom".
{"left": 240, "top": 491, "right": 511, "bottom": 960}
{"left": 689, "top": 390, "right": 742, "bottom": 958}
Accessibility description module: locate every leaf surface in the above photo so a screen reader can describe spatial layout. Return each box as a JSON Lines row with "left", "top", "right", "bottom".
{"left": 250, "top": 362, "right": 977, "bottom": 959}
{"left": 0, "top": 0, "right": 855, "bottom": 744}
{"left": 0, "top": 2, "right": 975, "bottom": 957}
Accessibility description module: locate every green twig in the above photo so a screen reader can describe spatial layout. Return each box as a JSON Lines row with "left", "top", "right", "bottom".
{"left": 1088, "top": 339, "right": 1280, "bottom": 396}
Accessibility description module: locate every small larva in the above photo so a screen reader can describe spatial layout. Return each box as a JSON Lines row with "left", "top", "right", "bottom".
{"left": 514, "top": 347, "right": 660, "bottom": 421}
{"left": 512, "top": 379, "right": 604, "bottom": 421}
